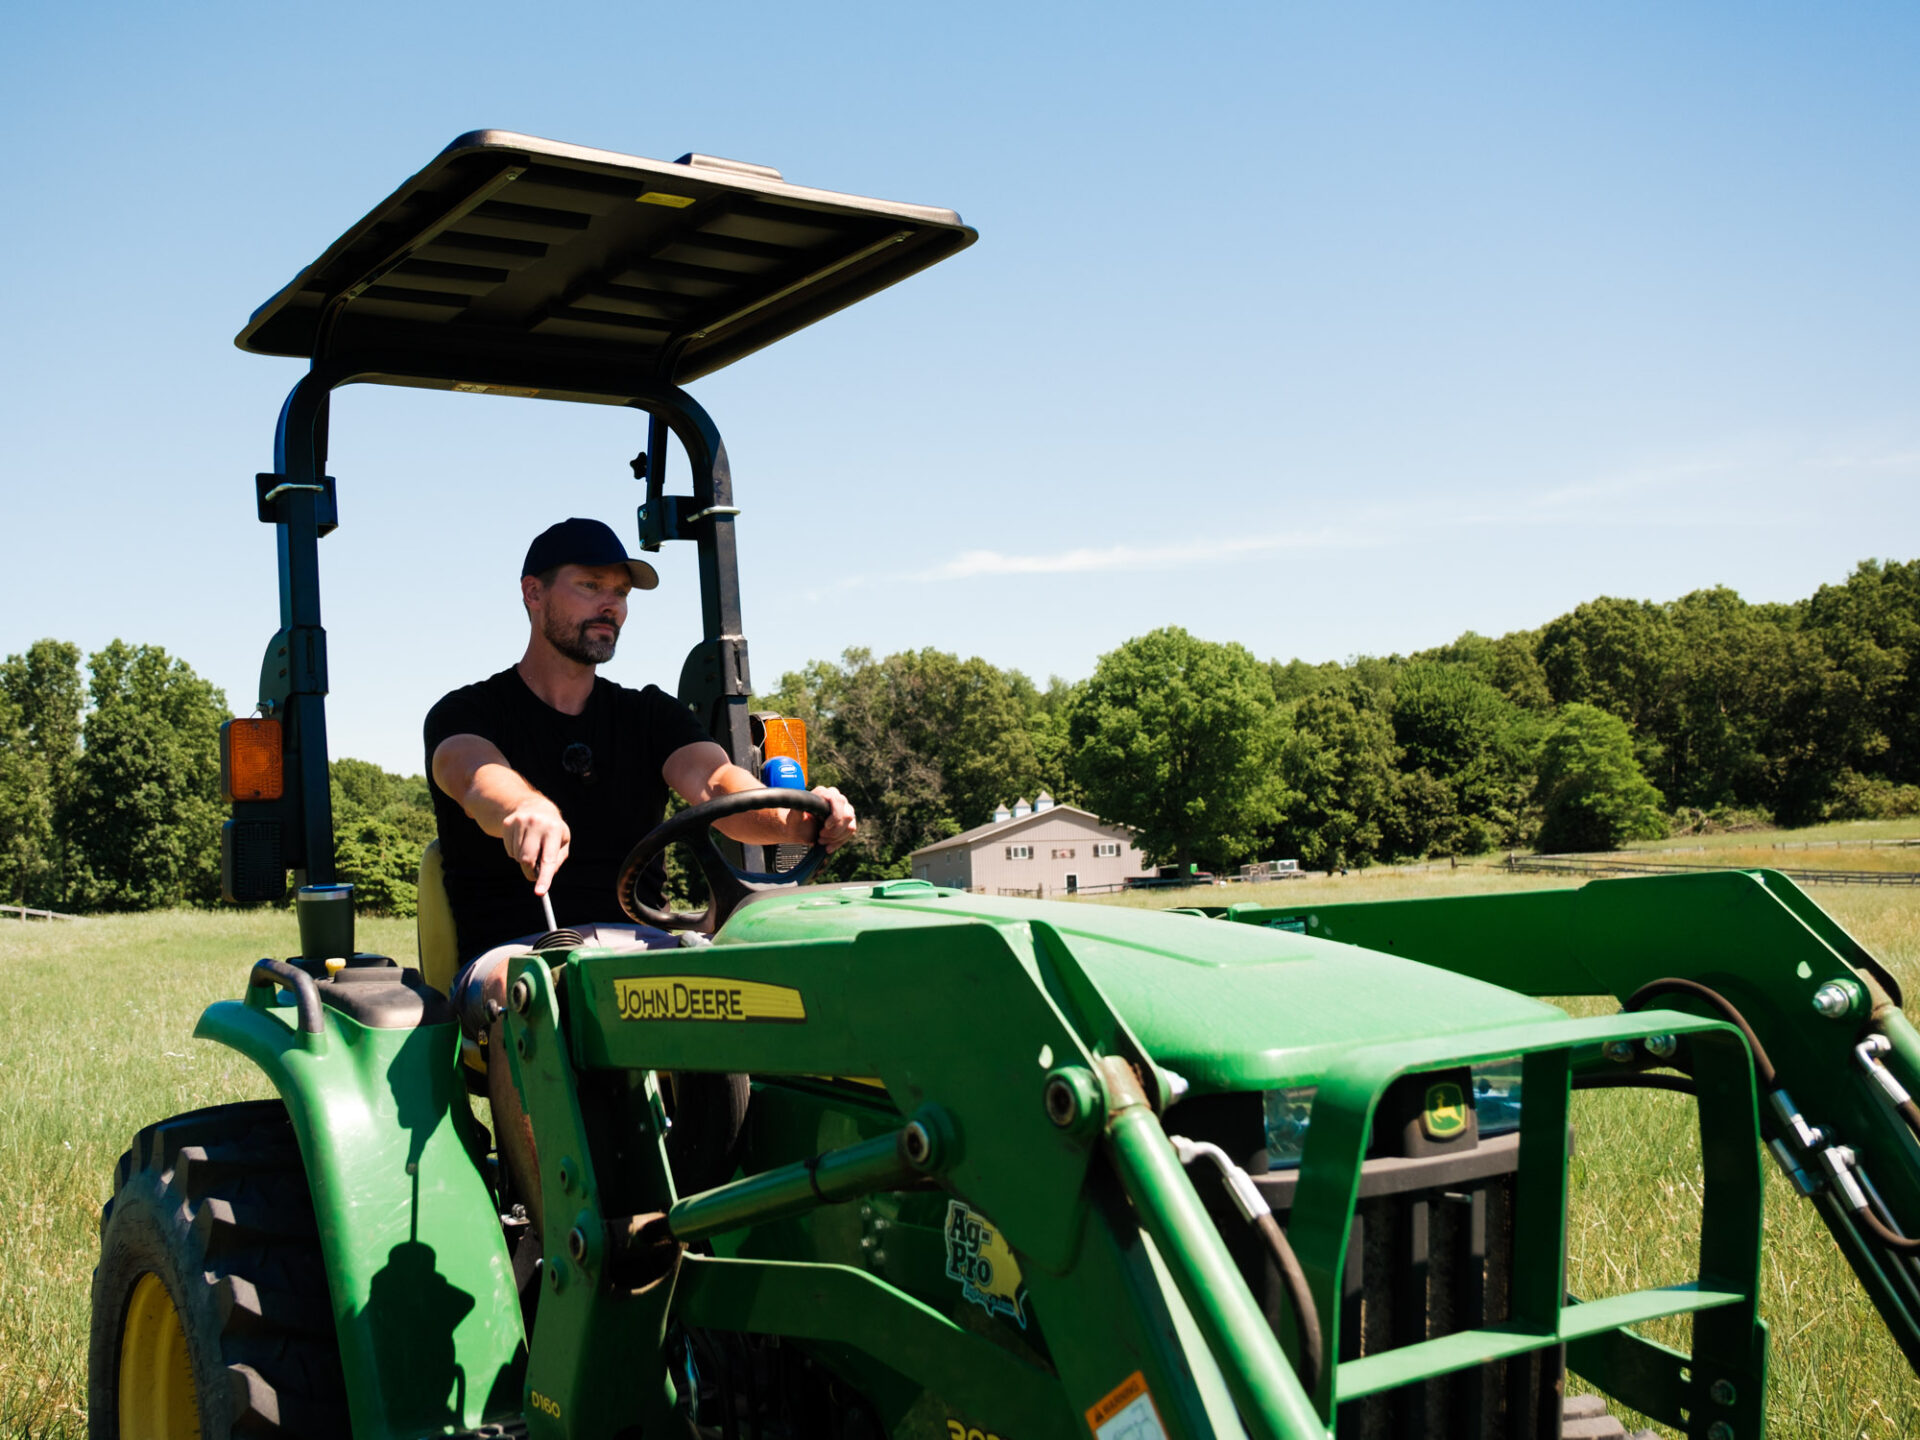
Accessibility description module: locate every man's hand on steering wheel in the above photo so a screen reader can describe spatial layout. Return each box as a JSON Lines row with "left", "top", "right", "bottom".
{"left": 797, "top": 785, "right": 857, "bottom": 851}
{"left": 617, "top": 787, "right": 839, "bottom": 932}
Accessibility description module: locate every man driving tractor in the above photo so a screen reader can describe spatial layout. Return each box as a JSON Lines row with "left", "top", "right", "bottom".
{"left": 425, "top": 516, "right": 857, "bottom": 1220}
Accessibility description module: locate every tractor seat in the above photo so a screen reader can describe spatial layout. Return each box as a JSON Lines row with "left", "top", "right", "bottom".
{"left": 416, "top": 841, "right": 490, "bottom": 1083}
{"left": 416, "top": 839, "right": 460, "bottom": 999}
{"left": 419, "top": 838, "right": 751, "bottom": 1184}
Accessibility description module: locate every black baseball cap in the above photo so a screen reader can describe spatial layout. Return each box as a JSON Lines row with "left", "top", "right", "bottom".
{"left": 522, "top": 518, "right": 659, "bottom": 591}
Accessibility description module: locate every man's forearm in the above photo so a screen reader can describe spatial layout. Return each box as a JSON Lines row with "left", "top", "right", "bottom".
{"left": 663, "top": 740, "right": 856, "bottom": 852}
{"left": 707, "top": 763, "right": 816, "bottom": 845}
{"left": 460, "top": 763, "right": 551, "bottom": 838}
{"left": 432, "top": 734, "right": 572, "bottom": 894}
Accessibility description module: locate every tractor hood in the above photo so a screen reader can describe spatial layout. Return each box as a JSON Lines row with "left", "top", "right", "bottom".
{"left": 714, "top": 883, "right": 1565, "bottom": 1094}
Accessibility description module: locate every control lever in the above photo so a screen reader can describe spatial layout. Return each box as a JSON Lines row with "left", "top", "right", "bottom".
{"left": 531, "top": 886, "right": 585, "bottom": 956}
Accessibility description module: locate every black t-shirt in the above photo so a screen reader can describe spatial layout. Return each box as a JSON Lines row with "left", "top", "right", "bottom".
{"left": 423, "top": 668, "right": 710, "bottom": 959}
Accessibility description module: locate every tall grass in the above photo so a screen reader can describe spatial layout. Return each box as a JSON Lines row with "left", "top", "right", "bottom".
{"left": 0, "top": 911, "right": 416, "bottom": 1439}
{"left": 5, "top": 877, "right": 1919, "bottom": 1436}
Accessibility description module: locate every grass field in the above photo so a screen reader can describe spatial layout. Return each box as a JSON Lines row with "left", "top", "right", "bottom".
{"left": 1624, "top": 817, "right": 1920, "bottom": 879}
{"left": 5, "top": 856, "right": 1920, "bottom": 1437}
{"left": 0, "top": 910, "right": 418, "bottom": 1439}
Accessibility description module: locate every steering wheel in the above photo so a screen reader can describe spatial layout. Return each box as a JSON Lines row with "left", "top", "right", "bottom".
{"left": 617, "top": 788, "right": 831, "bottom": 931}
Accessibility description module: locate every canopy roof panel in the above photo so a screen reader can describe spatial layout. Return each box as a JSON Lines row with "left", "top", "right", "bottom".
{"left": 238, "top": 131, "right": 976, "bottom": 389}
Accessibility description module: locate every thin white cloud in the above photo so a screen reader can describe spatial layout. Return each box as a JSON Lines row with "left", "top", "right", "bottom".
{"left": 1808, "top": 448, "right": 1920, "bottom": 474}
{"left": 920, "top": 528, "right": 1354, "bottom": 581}
{"left": 797, "top": 527, "right": 1363, "bottom": 602}
{"left": 802, "top": 434, "right": 1906, "bottom": 604}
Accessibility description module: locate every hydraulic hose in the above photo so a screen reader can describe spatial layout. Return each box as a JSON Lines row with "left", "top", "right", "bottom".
{"left": 1626, "top": 977, "right": 1920, "bottom": 1254}
{"left": 1623, "top": 978, "right": 1777, "bottom": 1088}
{"left": 1252, "top": 1211, "right": 1325, "bottom": 1394}
{"left": 1852, "top": 1195, "right": 1920, "bottom": 1252}
{"left": 1168, "top": 1135, "right": 1324, "bottom": 1395}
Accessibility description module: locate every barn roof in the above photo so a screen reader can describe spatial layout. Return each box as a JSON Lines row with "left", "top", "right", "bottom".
{"left": 907, "top": 804, "right": 1134, "bottom": 859}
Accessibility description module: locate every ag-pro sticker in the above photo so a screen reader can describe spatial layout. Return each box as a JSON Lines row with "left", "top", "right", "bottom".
{"left": 614, "top": 976, "right": 806, "bottom": 1023}
{"left": 944, "top": 1200, "right": 1026, "bottom": 1327}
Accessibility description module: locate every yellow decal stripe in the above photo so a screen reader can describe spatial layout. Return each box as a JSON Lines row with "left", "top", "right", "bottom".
{"left": 614, "top": 976, "right": 806, "bottom": 1023}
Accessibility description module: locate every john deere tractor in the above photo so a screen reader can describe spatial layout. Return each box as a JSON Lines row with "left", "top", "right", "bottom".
{"left": 90, "top": 132, "right": 1920, "bottom": 1440}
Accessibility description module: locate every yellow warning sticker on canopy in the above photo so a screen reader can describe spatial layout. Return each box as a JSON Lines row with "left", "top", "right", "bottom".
{"left": 638, "top": 191, "right": 697, "bottom": 208}
{"left": 1086, "top": 1372, "right": 1165, "bottom": 1440}
{"left": 614, "top": 976, "right": 805, "bottom": 1023}
{"left": 452, "top": 382, "right": 540, "bottom": 397}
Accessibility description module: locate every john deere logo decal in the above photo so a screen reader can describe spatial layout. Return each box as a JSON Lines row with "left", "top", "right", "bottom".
{"left": 945, "top": 1201, "right": 1027, "bottom": 1328}
{"left": 613, "top": 976, "right": 805, "bottom": 1023}
{"left": 1422, "top": 1081, "right": 1468, "bottom": 1139}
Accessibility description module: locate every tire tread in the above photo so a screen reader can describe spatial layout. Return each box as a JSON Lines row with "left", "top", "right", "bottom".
{"left": 90, "top": 1100, "right": 349, "bottom": 1440}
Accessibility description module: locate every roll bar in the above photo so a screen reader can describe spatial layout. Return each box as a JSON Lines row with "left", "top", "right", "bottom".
{"left": 223, "top": 356, "right": 755, "bottom": 898}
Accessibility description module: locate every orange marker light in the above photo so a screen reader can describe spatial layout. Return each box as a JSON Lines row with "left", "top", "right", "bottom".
{"left": 760, "top": 716, "right": 809, "bottom": 784}
{"left": 221, "top": 718, "right": 285, "bottom": 802}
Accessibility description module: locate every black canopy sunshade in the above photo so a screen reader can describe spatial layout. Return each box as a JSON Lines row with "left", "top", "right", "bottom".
{"left": 238, "top": 131, "right": 976, "bottom": 390}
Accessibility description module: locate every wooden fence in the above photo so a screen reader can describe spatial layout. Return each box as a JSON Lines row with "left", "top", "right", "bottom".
{"left": 1, "top": 904, "right": 81, "bottom": 921}
{"left": 1504, "top": 853, "right": 1920, "bottom": 887}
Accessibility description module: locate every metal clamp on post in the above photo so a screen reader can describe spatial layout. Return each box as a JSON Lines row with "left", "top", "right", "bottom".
{"left": 638, "top": 495, "right": 740, "bottom": 544}
{"left": 256, "top": 473, "right": 339, "bottom": 533}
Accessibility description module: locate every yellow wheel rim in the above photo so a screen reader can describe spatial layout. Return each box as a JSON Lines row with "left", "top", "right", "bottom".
{"left": 118, "top": 1271, "right": 202, "bottom": 1440}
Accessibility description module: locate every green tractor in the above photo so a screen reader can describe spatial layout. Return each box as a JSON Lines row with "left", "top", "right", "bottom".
{"left": 90, "top": 132, "right": 1920, "bottom": 1440}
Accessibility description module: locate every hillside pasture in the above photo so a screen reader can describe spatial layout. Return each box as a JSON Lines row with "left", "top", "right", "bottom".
{"left": 4, "top": 867, "right": 1919, "bottom": 1437}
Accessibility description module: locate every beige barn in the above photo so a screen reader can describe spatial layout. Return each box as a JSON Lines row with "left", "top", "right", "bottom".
{"left": 907, "top": 794, "right": 1153, "bottom": 896}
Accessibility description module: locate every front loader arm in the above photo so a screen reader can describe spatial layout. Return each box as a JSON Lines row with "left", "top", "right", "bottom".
{"left": 502, "top": 924, "right": 1331, "bottom": 1440}
{"left": 1226, "top": 869, "right": 1920, "bottom": 1375}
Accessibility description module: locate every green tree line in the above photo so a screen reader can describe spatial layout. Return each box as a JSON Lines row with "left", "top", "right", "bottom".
{"left": 0, "top": 641, "right": 440, "bottom": 917}
{"left": 4, "top": 559, "right": 1915, "bottom": 914}
{"left": 771, "top": 558, "right": 1920, "bottom": 879}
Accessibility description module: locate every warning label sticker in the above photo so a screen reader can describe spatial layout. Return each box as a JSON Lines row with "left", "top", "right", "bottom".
{"left": 1085, "top": 1373, "right": 1165, "bottom": 1440}
{"left": 613, "top": 976, "right": 806, "bottom": 1023}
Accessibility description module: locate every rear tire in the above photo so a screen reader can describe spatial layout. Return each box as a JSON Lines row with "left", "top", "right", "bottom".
{"left": 89, "top": 1100, "right": 349, "bottom": 1439}
{"left": 664, "top": 1071, "right": 751, "bottom": 1196}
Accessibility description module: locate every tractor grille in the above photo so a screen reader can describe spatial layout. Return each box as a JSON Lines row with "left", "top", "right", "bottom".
{"left": 1322, "top": 1166, "right": 1558, "bottom": 1440}
{"left": 1189, "top": 1077, "right": 1564, "bottom": 1440}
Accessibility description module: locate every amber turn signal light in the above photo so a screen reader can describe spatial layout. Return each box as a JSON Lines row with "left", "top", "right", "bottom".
{"left": 221, "top": 718, "right": 285, "bottom": 802}
{"left": 761, "top": 715, "right": 809, "bottom": 782}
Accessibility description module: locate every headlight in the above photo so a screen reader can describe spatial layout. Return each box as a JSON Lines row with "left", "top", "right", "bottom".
{"left": 1262, "top": 1059, "right": 1522, "bottom": 1168}
{"left": 1262, "top": 1085, "right": 1317, "bottom": 1168}
{"left": 1471, "top": 1057, "right": 1523, "bottom": 1137}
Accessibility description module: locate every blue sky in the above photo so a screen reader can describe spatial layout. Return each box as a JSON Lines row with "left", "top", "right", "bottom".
{"left": 3, "top": 3, "right": 1915, "bottom": 773}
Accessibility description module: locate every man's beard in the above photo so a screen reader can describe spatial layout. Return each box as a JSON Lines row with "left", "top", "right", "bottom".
{"left": 546, "top": 612, "right": 619, "bottom": 665}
